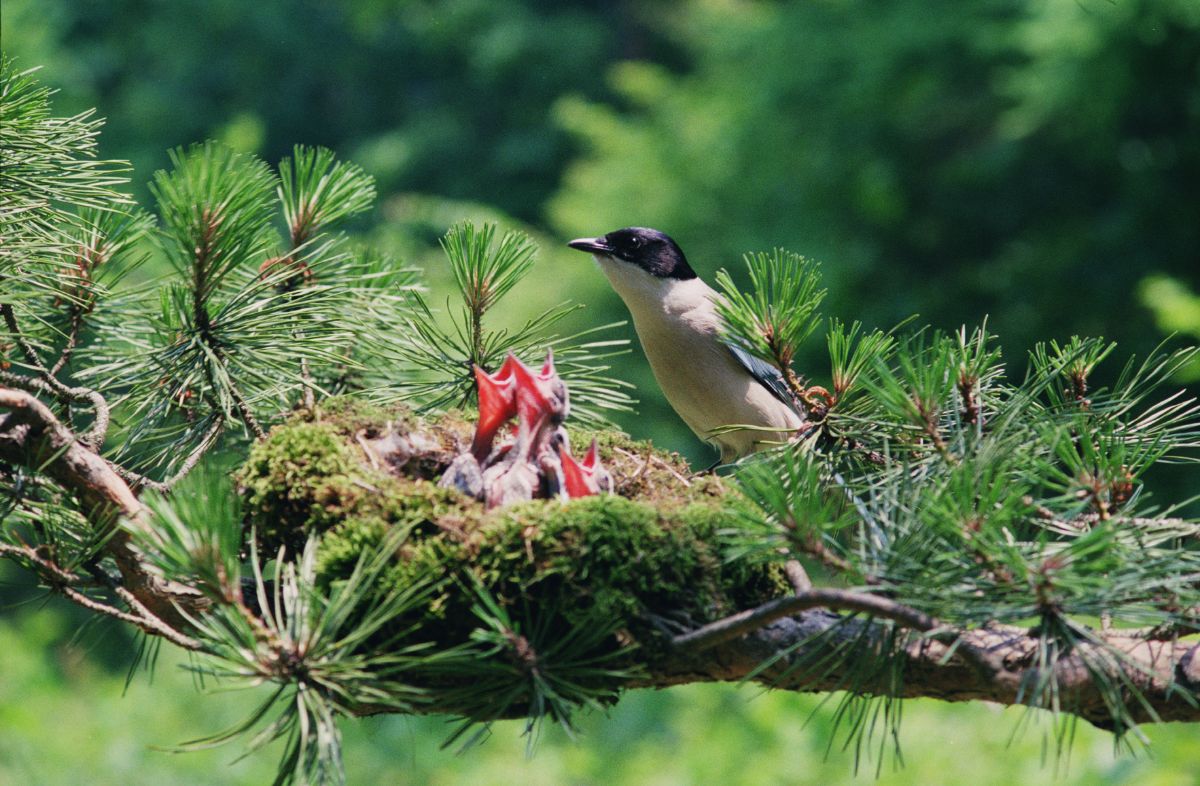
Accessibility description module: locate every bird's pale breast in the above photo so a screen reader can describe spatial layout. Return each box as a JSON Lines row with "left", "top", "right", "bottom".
{"left": 599, "top": 264, "right": 802, "bottom": 460}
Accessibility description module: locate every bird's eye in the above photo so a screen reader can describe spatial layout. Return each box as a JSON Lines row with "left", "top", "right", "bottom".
{"left": 629, "top": 237, "right": 643, "bottom": 250}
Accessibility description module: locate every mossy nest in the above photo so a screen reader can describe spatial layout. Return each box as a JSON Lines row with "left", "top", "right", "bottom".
{"left": 237, "top": 398, "right": 783, "bottom": 712}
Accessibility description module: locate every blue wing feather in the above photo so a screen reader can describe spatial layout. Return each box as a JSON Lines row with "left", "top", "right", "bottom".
{"left": 725, "top": 342, "right": 800, "bottom": 413}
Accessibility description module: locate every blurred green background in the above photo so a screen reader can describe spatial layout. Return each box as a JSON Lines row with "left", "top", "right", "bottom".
{"left": 3, "top": 0, "right": 1199, "bottom": 783}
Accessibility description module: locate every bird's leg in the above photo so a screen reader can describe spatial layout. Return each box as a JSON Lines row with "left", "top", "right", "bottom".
{"left": 801, "top": 385, "right": 835, "bottom": 419}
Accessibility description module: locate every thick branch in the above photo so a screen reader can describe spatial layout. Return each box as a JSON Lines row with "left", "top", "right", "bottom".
{"left": 672, "top": 587, "right": 1006, "bottom": 680}
{"left": 652, "top": 609, "right": 1200, "bottom": 728}
{"left": 5, "top": 398, "right": 1197, "bottom": 731}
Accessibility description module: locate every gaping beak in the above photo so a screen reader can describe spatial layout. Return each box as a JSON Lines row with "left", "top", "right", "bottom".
{"left": 559, "top": 443, "right": 594, "bottom": 498}
{"left": 567, "top": 237, "right": 612, "bottom": 254}
{"left": 558, "top": 438, "right": 605, "bottom": 498}
{"left": 472, "top": 352, "right": 559, "bottom": 458}
{"left": 472, "top": 359, "right": 519, "bottom": 460}
{"left": 507, "top": 355, "right": 551, "bottom": 429}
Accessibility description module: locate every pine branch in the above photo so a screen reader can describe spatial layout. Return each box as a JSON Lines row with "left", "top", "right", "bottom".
{"left": 47, "top": 307, "right": 83, "bottom": 376}
{"left": 0, "top": 386, "right": 209, "bottom": 630}
{"left": 62, "top": 584, "right": 202, "bottom": 650}
{"left": 0, "top": 532, "right": 202, "bottom": 650}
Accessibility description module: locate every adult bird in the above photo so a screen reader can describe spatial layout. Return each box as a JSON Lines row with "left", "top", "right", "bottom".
{"left": 568, "top": 227, "right": 804, "bottom": 464}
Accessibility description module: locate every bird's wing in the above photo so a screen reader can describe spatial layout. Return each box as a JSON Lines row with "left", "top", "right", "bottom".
{"left": 724, "top": 342, "right": 800, "bottom": 413}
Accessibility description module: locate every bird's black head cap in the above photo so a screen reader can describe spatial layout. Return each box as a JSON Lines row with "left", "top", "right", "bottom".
{"left": 568, "top": 227, "right": 697, "bottom": 280}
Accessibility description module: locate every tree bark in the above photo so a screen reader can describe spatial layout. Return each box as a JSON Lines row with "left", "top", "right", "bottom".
{"left": 650, "top": 611, "right": 1200, "bottom": 728}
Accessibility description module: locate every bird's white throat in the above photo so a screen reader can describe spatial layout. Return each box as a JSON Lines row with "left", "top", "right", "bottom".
{"left": 591, "top": 255, "right": 716, "bottom": 321}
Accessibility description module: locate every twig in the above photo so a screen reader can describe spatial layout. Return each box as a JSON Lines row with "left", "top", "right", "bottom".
{"left": 614, "top": 446, "right": 692, "bottom": 487}
{"left": 163, "top": 416, "right": 224, "bottom": 489}
{"left": 1, "top": 386, "right": 210, "bottom": 630}
{"left": 106, "top": 417, "right": 224, "bottom": 494}
{"left": 0, "top": 541, "right": 203, "bottom": 651}
{"left": 1142, "top": 607, "right": 1200, "bottom": 641}
{"left": 2, "top": 303, "right": 48, "bottom": 370}
{"left": 61, "top": 585, "right": 202, "bottom": 650}
{"left": 783, "top": 558, "right": 812, "bottom": 593}
{"left": 671, "top": 585, "right": 1005, "bottom": 680}
{"left": 300, "top": 358, "right": 316, "bottom": 410}
{"left": 1, "top": 304, "right": 110, "bottom": 449}
{"left": 671, "top": 587, "right": 940, "bottom": 653}
{"left": 48, "top": 307, "right": 83, "bottom": 376}
{"left": 187, "top": 223, "right": 267, "bottom": 441}
{"left": 111, "top": 584, "right": 204, "bottom": 650}
{"left": 356, "top": 430, "right": 382, "bottom": 470}
{"left": 227, "top": 378, "right": 266, "bottom": 439}
{"left": 0, "top": 542, "right": 88, "bottom": 586}
{"left": 838, "top": 436, "right": 887, "bottom": 466}
{"left": 107, "top": 460, "right": 166, "bottom": 494}
{"left": 801, "top": 534, "right": 859, "bottom": 578}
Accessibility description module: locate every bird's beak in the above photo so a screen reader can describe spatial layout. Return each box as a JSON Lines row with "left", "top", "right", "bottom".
{"left": 506, "top": 355, "right": 551, "bottom": 429}
{"left": 471, "top": 360, "right": 519, "bottom": 460}
{"left": 567, "top": 237, "right": 612, "bottom": 254}
{"left": 558, "top": 439, "right": 607, "bottom": 498}
{"left": 558, "top": 443, "right": 596, "bottom": 498}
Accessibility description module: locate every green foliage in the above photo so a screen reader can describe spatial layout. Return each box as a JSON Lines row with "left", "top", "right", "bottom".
{"left": 90, "top": 142, "right": 387, "bottom": 440}
{"left": 444, "top": 222, "right": 537, "bottom": 323}
{"left": 238, "top": 421, "right": 367, "bottom": 556}
{"left": 729, "top": 326, "right": 1200, "bottom": 754}
{"left": 0, "top": 58, "right": 146, "bottom": 379}
{"left": 0, "top": 59, "right": 132, "bottom": 276}
{"left": 224, "top": 405, "right": 786, "bottom": 775}
{"left": 133, "top": 529, "right": 449, "bottom": 786}
{"left": 0, "top": 71, "right": 662, "bottom": 785}
{"left": 714, "top": 249, "right": 826, "bottom": 380}
{"left": 549, "top": 0, "right": 1200, "bottom": 377}
{"left": 151, "top": 142, "right": 277, "bottom": 293}
{"left": 0, "top": 0, "right": 636, "bottom": 221}
{"left": 389, "top": 221, "right": 634, "bottom": 423}
{"left": 278, "top": 145, "right": 375, "bottom": 248}
{"left": 730, "top": 451, "right": 858, "bottom": 569}
{"left": 827, "top": 319, "right": 897, "bottom": 406}
{"left": 1140, "top": 275, "right": 1200, "bottom": 381}
{"left": 138, "top": 472, "right": 244, "bottom": 600}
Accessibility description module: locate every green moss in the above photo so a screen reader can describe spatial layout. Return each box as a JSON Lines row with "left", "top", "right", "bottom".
{"left": 238, "top": 421, "right": 366, "bottom": 555}
{"left": 569, "top": 427, "right": 730, "bottom": 504}
{"left": 239, "top": 400, "right": 477, "bottom": 556}
{"left": 315, "top": 477, "right": 468, "bottom": 584}
{"left": 311, "top": 490, "right": 782, "bottom": 656}
{"left": 236, "top": 401, "right": 783, "bottom": 709}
